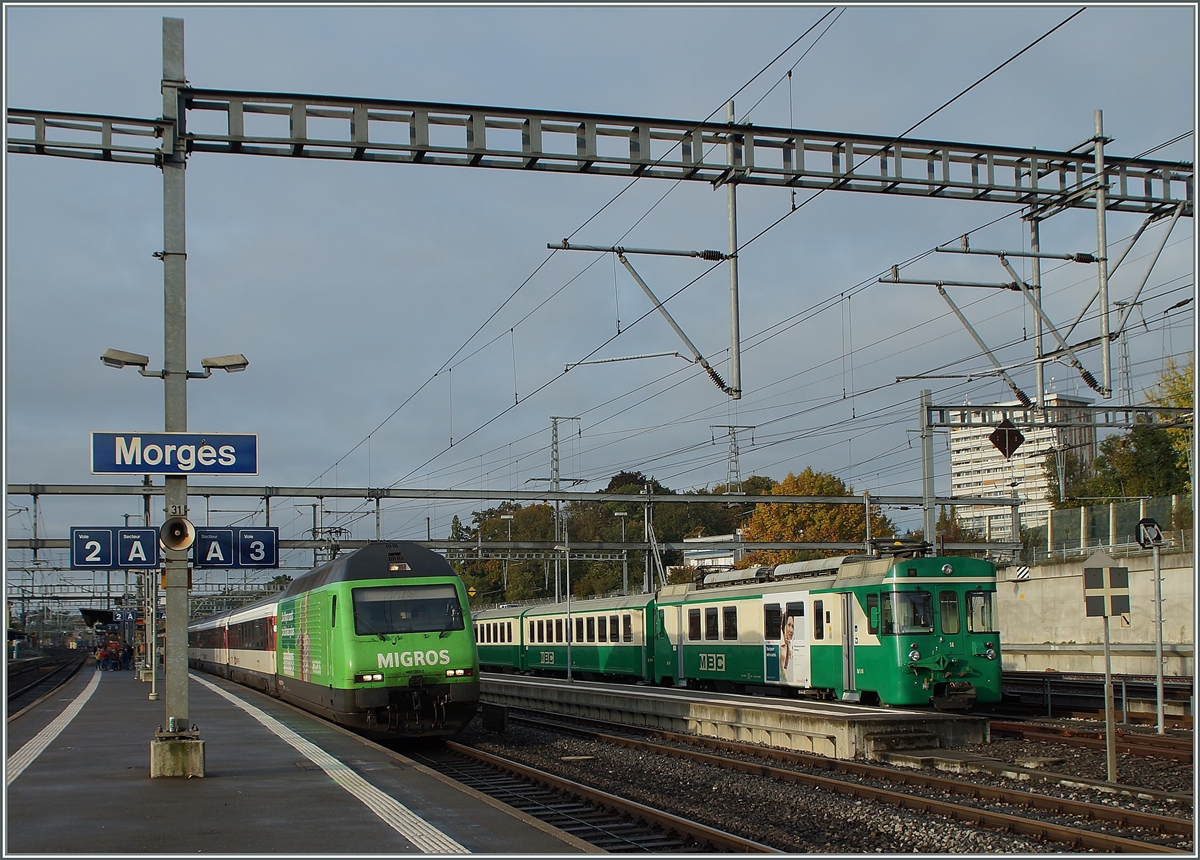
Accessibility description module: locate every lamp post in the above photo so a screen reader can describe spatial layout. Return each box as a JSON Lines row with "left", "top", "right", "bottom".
{"left": 615, "top": 511, "right": 628, "bottom": 595}
{"left": 101, "top": 340, "right": 247, "bottom": 777}
{"left": 500, "top": 514, "right": 513, "bottom": 598}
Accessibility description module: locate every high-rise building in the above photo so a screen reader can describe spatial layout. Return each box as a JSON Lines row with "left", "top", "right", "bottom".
{"left": 949, "top": 395, "right": 1097, "bottom": 540}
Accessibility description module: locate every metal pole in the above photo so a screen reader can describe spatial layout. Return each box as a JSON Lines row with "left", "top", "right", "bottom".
{"left": 1102, "top": 614, "right": 1117, "bottom": 782}
{"left": 863, "top": 491, "right": 871, "bottom": 554}
{"left": 161, "top": 14, "right": 191, "bottom": 738}
{"left": 564, "top": 521, "right": 572, "bottom": 682}
{"left": 725, "top": 101, "right": 742, "bottom": 400}
{"left": 920, "top": 390, "right": 936, "bottom": 547}
{"left": 1094, "top": 110, "right": 1112, "bottom": 397}
{"left": 1153, "top": 542, "right": 1165, "bottom": 734}
{"left": 145, "top": 476, "right": 158, "bottom": 699}
{"left": 1029, "top": 218, "right": 1045, "bottom": 407}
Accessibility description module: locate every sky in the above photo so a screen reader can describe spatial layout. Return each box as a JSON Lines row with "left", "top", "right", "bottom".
{"left": 3, "top": 3, "right": 1196, "bottom": 585}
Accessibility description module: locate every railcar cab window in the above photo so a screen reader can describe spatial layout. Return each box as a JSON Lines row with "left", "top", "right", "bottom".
{"left": 939, "top": 591, "right": 960, "bottom": 635}
{"left": 879, "top": 590, "right": 934, "bottom": 635}
{"left": 352, "top": 584, "right": 464, "bottom": 637}
{"left": 965, "top": 590, "right": 997, "bottom": 633}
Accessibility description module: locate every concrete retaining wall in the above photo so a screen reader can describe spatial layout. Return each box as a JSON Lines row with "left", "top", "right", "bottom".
{"left": 996, "top": 550, "right": 1194, "bottom": 677}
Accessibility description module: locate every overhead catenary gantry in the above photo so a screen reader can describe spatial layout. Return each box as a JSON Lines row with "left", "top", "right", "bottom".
{"left": 8, "top": 91, "right": 1191, "bottom": 214}
{"left": 9, "top": 78, "right": 1193, "bottom": 406}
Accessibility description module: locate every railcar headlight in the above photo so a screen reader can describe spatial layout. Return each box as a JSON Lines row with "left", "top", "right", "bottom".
{"left": 908, "top": 648, "right": 921, "bottom": 662}
{"left": 445, "top": 668, "right": 474, "bottom": 677}
{"left": 354, "top": 672, "right": 384, "bottom": 683}
{"left": 941, "top": 563, "right": 954, "bottom": 576}
{"left": 985, "top": 647, "right": 997, "bottom": 661}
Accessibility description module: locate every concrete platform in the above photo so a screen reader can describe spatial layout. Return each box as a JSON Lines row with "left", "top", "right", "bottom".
{"left": 481, "top": 675, "right": 988, "bottom": 760}
{"left": 6, "top": 666, "right": 595, "bottom": 854}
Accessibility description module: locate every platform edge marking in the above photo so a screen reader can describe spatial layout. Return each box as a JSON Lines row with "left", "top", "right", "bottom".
{"left": 7, "top": 669, "right": 103, "bottom": 786}
{"left": 190, "top": 674, "right": 469, "bottom": 854}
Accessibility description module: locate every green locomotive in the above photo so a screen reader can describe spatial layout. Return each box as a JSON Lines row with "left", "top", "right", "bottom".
{"left": 190, "top": 541, "right": 479, "bottom": 738}
{"left": 474, "top": 553, "right": 1001, "bottom": 709}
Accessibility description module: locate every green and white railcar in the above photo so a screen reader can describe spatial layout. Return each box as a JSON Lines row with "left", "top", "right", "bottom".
{"left": 655, "top": 555, "right": 1001, "bottom": 708}
{"left": 474, "top": 553, "right": 1000, "bottom": 709}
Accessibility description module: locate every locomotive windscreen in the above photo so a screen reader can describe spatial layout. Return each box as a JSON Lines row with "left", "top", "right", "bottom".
{"left": 352, "top": 584, "right": 464, "bottom": 636}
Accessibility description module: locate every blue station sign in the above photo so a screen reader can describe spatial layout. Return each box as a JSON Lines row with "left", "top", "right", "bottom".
{"left": 71, "top": 527, "right": 159, "bottom": 569}
{"left": 194, "top": 527, "right": 279, "bottom": 570}
{"left": 91, "top": 432, "right": 258, "bottom": 475}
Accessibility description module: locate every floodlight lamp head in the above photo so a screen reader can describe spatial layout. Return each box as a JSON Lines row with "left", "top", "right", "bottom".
{"left": 201, "top": 353, "right": 249, "bottom": 373}
{"left": 101, "top": 348, "right": 151, "bottom": 370}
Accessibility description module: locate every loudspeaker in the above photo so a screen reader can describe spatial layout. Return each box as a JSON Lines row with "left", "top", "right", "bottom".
{"left": 160, "top": 516, "right": 196, "bottom": 551}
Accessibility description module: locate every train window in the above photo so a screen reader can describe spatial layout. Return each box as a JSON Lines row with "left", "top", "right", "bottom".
{"left": 610, "top": 616, "right": 620, "bottom": 642}
{"left": 866, "top": 594, "right": 880, "bottom": 635}
{"left": 813, "top": 600, "right": 824, "bottom": 640}
{"left": 586, "top": 617, "right": 595, "bottom": 642}
{"left": 880, "top": 591, "right": 934, "bottom": 635}
{"left": 537, "top": 619, "right": 545, "bottom": 643}
{"left": 704, "top": 606, "right": 719, "bottom": 640}
{"left": 688, "top": 608, "right": 702, "bottom": 641}
{"left": 331, "top": 595, "right": 337, "bottom": 628}
{"left": 622, "top": 614, "right": 633, "bottom": 643}
{"left": 555, "top": 618, "right": 563, "bottom": 642}
{"left": 352, "top": 584, "right": 465, "bottom": 637}
{"left": 575, "top": 617, "right": 584, "bottom": 642}
{"left": 722, "top": 606, "right": 737, "bottom": 640}
{"left": 598, "top": 616, "right": 607, "bottom": 642}
{"left": 965, "top": 591, "right": 997, "bottom": 633}
{"left": 506, "top": 621, "right": 512, "bottom": 643}
{"left": 764, "top": 604, "right": 782, "bottom": 640}
{"left": 529, "top": 621, "right": 536, "bottom": 641}
{"left": 939, "top": 591, "right": 960, "bottom": 634}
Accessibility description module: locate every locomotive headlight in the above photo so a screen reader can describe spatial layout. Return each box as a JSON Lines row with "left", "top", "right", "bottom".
{"left": 985, "top": 647, "right": 997, "bottom": 661}
{"left": 908, "top": 648, "right": 921, "bottom": 662}
{"left": 354, "top": 672, "right": 384, "bottom": 683}
{"left": 445, "top": 668, "right": 474, "bottom": 677}
{"left": 941, "top": 563, "right": 954, "bottom": 576}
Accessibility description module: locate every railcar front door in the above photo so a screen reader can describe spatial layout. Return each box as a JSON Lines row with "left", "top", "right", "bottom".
{"left": 840, "top": 593, "right": 857, "bottom": 701}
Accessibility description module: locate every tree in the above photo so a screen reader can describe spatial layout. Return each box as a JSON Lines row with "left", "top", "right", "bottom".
{"left": 1144, "top": 356, "right": 1194, "bottom": 477}
{"left": 738, "top": 468, "right": 895, "bottom": 567}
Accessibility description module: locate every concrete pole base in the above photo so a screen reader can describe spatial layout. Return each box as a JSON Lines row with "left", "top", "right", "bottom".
{"left": 149, "top": 738, "right": 205, "bottom": 778}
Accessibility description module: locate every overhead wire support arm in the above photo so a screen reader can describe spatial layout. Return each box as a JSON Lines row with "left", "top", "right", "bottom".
{"left": 933, "top": 284, "right": 1033, "bottom": 408}
{"left": 550, "top": 240, "right": 730, "bottom": 261}
{"left": 995, "top": 255, "right": 1110, "bottom": 397}
{"left": 615, "top": 252, "right": 733, "bottom": 396}
{"left": 555, "top": 241, "right": 737, "bottom": 396}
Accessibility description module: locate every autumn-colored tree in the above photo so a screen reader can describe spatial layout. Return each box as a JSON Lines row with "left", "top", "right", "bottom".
{"left": 1144, "top": 356, "right": 1194, "bottom": 476}
{"left": 737, "top": 468, "right": 894, "bottom": 567}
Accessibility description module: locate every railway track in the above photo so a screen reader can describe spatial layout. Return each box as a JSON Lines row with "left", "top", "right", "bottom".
{"left": 6, "top": 651, "right": 90, "bottom": 719}
{"left": 990, "top": 720, "right": 1195, "bottom": 761}
{"left": 410, "top": 742, "right": 779, "bottom": 852}
{"left": 458, "top": 710, "right": 1191, "bottom": 854}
